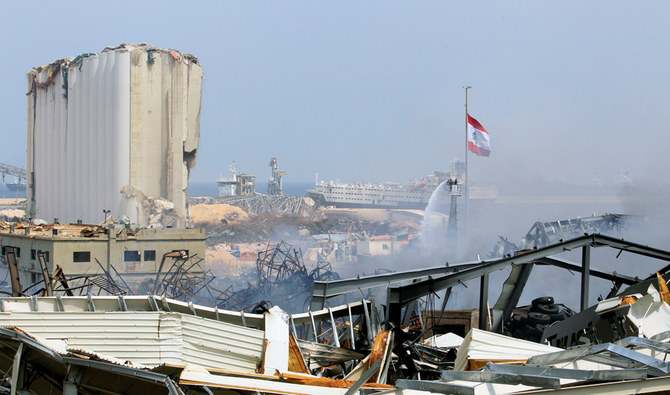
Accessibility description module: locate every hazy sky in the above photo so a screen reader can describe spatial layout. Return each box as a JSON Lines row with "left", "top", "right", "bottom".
{"left": 2, "top": 1, "right": 669, "bottom": 188}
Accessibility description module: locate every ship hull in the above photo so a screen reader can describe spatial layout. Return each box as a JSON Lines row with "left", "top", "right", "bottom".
{"left": 307, "top": 191, "right": 428, "bottom": 209}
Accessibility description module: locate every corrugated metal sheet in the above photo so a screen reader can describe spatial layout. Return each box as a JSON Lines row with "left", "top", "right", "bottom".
{"left": 26, "top": 44, "right": 202, "bottom": 227}
{"left": 181, "top": 315, "right": 264, "bottom": 372}
{"left": 0, "top": 310, "right": 264, "bottom": 373}
{"left": 0, "top": 312, "right": 182, "bottom": 365}
{"left": 0, "top": 296, "right": 265, "bottom": 329}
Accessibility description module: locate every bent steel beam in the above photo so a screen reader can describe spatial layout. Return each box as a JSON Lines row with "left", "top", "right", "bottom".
{"left": 384, "top": 234, "right": 670, "bottom": 327}
{"left": 534, "top": 256, "right": 638, "bottom": 285}
{"left": 491, "top": 263, "right": 533, "bottom": 333}
{"left": 310, "top": 262, "right": 480, "bottom": 310}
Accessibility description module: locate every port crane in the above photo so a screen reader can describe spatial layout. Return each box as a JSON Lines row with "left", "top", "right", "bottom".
{"left": 0, "top": 162, "right": 27, "bottom": 190}
{"left": 267, "top": 157, "right": 287, "bottom": 195}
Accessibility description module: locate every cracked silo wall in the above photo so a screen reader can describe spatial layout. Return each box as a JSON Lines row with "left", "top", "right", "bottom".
{"left": 27, "top": 44, "right": 203, "bottom": 228}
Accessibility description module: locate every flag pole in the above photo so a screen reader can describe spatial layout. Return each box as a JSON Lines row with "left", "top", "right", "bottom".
{"left": 463, "top": 86, "right": 471, "bottom": 236}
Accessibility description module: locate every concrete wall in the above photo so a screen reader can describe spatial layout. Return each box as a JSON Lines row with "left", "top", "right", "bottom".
{"left": 357, "top": 238, "right": 402, "bottom": 256}
{"left": 27, "top": 44, "right": 203, "bottom": 228}
{"left": 0, "top": 227, "right": 206, "bottom": 289}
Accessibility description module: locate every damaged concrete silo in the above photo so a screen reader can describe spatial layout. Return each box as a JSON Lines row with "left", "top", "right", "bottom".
{"left": 26, "top": 44, "right": 203, "bottom": 228}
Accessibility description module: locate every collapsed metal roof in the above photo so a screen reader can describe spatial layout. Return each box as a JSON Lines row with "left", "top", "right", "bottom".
{"left": 1, "top": 233, "right": 670, "bottom": 393}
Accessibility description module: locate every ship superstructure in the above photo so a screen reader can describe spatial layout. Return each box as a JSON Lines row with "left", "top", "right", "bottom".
{"left": 307, "top": 172, "right": 451, "bottom": 209}
{"left": 217, "top": 161, "right": 256, "bottom": 197}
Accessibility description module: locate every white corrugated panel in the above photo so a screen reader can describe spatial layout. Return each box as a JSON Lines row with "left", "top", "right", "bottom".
{"left": 0, "top": 296, "right": 266, "bottom": 329}
{"left": 0, "top": 311, "right": 264, "bottom": 372}
{"left": 454, "top": 328, "right": 562, "bottom": 371}
{"left": 0, "top": 312, "right": 182, "bottom": 365}
{"left": 181, "top": 314, "right": 264, "bottom": 373}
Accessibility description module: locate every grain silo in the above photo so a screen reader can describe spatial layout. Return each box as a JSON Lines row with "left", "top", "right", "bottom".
{"left": 26, "top": 44, "right": 203, "bottom": 228}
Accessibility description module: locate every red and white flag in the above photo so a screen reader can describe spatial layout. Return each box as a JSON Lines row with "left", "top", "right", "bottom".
{"left": 467, "top": 114, "right": 490, "bottom": 157}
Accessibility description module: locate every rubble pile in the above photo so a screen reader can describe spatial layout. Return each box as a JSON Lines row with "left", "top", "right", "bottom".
{"left": 218, "top": 241, "right": 341, "bottom": 313}
{"left": 190, "top": 203, "right": 248, "bottom": 226}
{"left": 0, "top": 208, "right": 24, "bottom": 220}
{"left": 191, "top": 194, "right": 316, "bottom": 218}
{"left": 195, "top": 202, "right": 420, "bottom": 245}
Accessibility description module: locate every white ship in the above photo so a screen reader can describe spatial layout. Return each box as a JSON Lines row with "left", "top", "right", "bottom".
{"left": 307, "top": 171, "right": 452, "bottom": 209}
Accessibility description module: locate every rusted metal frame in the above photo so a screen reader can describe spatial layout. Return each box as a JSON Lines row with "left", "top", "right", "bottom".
{"left": 53, "top": 266, "right": 75, "bottom": 296}
{"left": 159, "top": 258, "right": 192, "bottom": 296}
{"left": 92, "top": 258, "right": 126, "bottom": 295}
{"left": 151, "top": 251, "right": 183, "bottom": 295}
{"left": 37, "top": 252, "right": 52, "bottom": 296}
{"left": 160, "top": 280, "right": 211, "bottom": 306}
{"left": 106, "top": 262, "right": 134, "bottom": 295}
{"left": 185, "top": 272, "right": 216, "bottom": 298}
{"left": 180, "top": 255, "right": 205, "bottom": 278}
{"left": 6, "top": 247, "right": 21, "bottom": 297}
{"left": 169, "top": 267, "right": 213, "bottom": 298}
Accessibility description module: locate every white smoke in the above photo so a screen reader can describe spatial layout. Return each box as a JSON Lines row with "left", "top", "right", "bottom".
{"left": 418, "top": 180, "right": 452, "bottom": 260}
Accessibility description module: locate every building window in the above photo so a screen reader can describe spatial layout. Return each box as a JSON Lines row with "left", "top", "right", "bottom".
{"left": 31, "top": 249, "right": 36, "bottom": 260}
{"left": 73, "top": 251, "right": 90, "bottom": 262}
{"left": 124, "top": 250, "right": 141, "bottom": 262}
{"left": 3, "top": 247, "right": 20, "bottom": 257}
{"left": 144, "top": 250, "right": 156, "bottom": 261}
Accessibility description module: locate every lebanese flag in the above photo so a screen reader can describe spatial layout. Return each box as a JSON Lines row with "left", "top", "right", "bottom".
{"left": 467, "top": 114, "right": 490, "bottom": 157}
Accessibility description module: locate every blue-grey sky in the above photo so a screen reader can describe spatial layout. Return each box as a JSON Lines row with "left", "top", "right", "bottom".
{"left": 2, "top": 1, "right": 669, "bottom": 188}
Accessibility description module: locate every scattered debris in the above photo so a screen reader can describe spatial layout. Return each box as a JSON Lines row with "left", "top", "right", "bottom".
{"left": 1, "top": 231, "right": 670, "bottom": 393}
{"left": 219, "top": 241, "right": 341, "bottom": 313}
{"left": 489, "top": 213, "right": 629, "bottom": 258}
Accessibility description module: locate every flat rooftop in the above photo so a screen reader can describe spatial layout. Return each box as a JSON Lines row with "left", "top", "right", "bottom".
{"left": 0, "top": 221, "right": 204, "bottom": 240}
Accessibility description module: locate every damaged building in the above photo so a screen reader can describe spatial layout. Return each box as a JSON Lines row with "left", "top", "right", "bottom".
{"left": 0, "top": 221, "right": 206, "bottom": 294}
{"left": 26, "top": 44, "right": 203, "bottom": 228}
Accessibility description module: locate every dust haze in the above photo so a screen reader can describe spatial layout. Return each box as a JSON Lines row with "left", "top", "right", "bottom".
{"left": 347, "top": 171, "right": 670, "bottom": 312}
